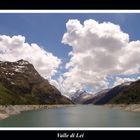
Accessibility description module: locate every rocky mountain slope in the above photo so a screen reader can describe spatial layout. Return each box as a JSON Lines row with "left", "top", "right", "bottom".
{"left": 70, "top": 90, "right": 95, "bottom": 104}
{"left": 93, "top": 83, "right": 130, "bottom": 105}
{"left": 82, "top": 81, "right": 140, "bottom": 105}
{"left": 83, "top": 89, "right": 110, "bottom": 104}
{"left": 109, "top": 80, "right": 140, "bottom": 104}
{"left": 0, "top": 59, "right": 72, "bottom": 105}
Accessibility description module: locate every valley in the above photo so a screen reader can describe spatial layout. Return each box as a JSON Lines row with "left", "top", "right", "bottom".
{"left": 0, "top": 59, "right": 140, "bottom": 124}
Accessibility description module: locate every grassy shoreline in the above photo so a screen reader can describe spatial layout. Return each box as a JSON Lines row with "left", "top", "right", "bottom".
{"left": 104, "top": 104, "right": 140, "bottom": 112}
{"left": 0, "top": 104, "right": 74, "bottom": 120}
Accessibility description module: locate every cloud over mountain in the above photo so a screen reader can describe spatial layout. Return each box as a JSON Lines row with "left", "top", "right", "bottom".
{"left": 113, "top": 77, "right": 140, "bottom": 87}
{"left": 1, "top": 19, "right": 140, "bottom": 96}
{"left": 0, "top": 35, "right": 61, "bottom": 80}
{"left": 61, "top": 19, "right": 140, "bottom": 94}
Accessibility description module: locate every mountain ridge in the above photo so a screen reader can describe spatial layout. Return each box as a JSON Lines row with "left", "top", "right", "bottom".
{"left": 109, "top": 80, "right": 140, "bottom": 104}
{"left": 70, "top": 90, "right": 95, "bottom": 104}
{"left": 0, "top": 59, "right": 72, "bottom": 105}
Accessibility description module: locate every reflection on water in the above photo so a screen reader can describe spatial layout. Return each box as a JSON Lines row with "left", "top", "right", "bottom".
{"left": 0, "top": 105, "right": 140, "bottom": 127}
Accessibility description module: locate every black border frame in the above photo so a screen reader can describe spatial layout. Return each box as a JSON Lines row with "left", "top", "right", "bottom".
{"left": 0, "top": 0, "right": 140, "bottom": 139}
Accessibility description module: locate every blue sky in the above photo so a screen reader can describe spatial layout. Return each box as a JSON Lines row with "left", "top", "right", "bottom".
{"left": 1, "top": 13, "right": 140, "bottom": 58}
{"left": 1, "top": 13, "right": 140, "bottom": 93}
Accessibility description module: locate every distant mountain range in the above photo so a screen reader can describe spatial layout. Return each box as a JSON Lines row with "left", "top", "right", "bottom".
{"left": 83, "top": 82, "right": 131, "bottom": 105}
{"left": 72, "top": 80, "right": 140, "bottom": 105}
{"left": 70, "top": 90, "right": 95, "bottom": 104}
{"left": 0, "top": 59, "right": 72, "bottom": 105}
{"left": 0, "top": 59, "right": 140, "bottom": 105}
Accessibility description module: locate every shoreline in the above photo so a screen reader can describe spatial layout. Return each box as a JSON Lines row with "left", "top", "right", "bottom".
{"left": 1, "top": 104, "right": 140, "bottom": 121}
{"left": 104, "top": 104, "right": 140, "bottom": 112}
{"left": 0, "top": 104, "right": 74, "bottom": 120}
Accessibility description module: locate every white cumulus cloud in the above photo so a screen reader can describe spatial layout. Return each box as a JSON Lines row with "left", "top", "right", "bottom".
{"left": 61, "top": 19, "right": 140, "bottom": 95}
{"left": 0, "top": 35, "right": 61, "bottom": 80}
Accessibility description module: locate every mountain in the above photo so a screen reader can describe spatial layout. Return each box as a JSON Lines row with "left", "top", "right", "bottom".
{"left": 70, "top": 90, "right": 95, "bottom": 104}
{"left": 109, "top": 80, "right": 140, "bottom": 104}
{"left": 83, "top": 82, "right": 132, "bottom": 105}
{"left": 93, "top": 84, "right": 129, "bottom": 105}
{"left": 83, "top": 89, "right": 110, "bottom": 104}
{"left": 0, "top": 59, "right": 72, "bottom": 105}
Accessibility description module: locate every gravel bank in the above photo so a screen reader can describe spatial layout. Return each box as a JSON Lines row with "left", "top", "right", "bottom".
{"left": 0, "top": 105, "right": 74, "bottom": 120}
{"left": 104, "top": 104, "right": 140, "bottom": 112}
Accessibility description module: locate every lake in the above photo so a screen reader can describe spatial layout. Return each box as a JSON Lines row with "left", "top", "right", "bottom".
{"left": 0, "top": 105, "right": 140, "bottom": 127}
